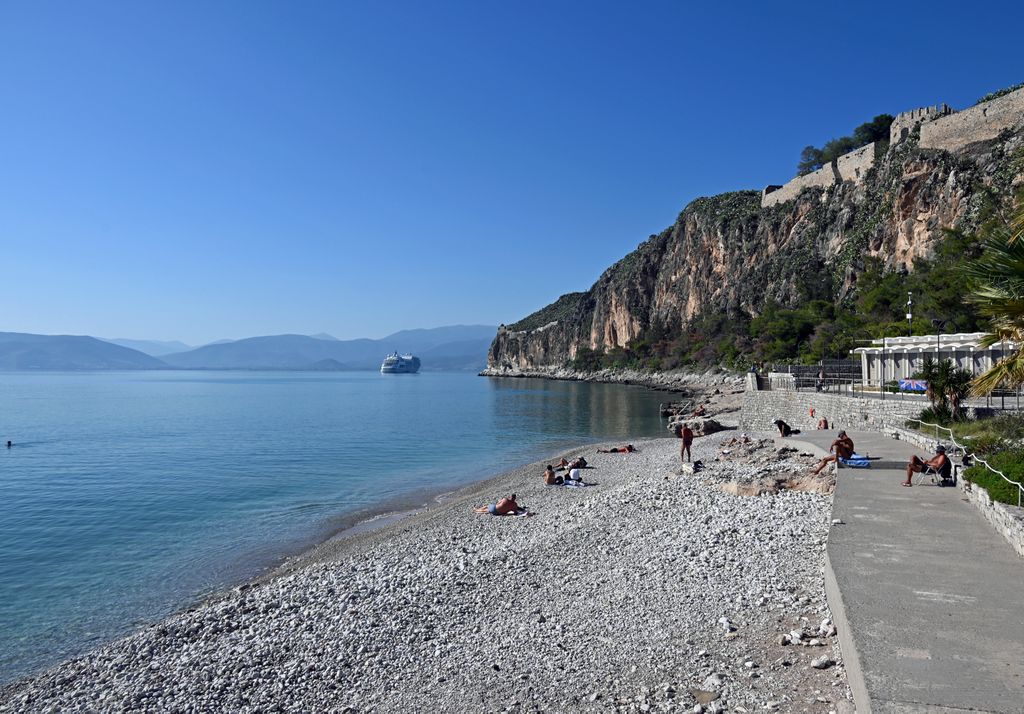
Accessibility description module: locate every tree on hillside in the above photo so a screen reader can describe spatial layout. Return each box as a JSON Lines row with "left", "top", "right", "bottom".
{"left": 966, "top": 191, "right": 1024, "bottom": 395}
{"left": 796, "top": 114, "right": 894, "bottom": 176}
{"left": 797, "top": 146, "right": 825, "bottom": 175}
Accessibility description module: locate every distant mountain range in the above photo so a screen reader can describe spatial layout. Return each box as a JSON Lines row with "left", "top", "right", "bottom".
{"left": 0, "top": 333, "right": 167, "bottom": 370}
{"left": 0, "top": 326, "right": 496, "bottom": 371}
{"left": 101, "top": 338, "right": 195, "bottom": 356}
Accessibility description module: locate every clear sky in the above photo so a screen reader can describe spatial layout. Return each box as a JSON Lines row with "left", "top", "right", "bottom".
{"left": 2, "top": 1, "right": 1022, "bottom": 344}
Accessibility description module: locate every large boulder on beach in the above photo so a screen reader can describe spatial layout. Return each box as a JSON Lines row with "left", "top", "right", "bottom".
{"left": 668, "top": 417, "right": 726, "bottom": 437}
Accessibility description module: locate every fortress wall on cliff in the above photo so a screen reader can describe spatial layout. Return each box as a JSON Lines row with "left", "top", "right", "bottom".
{"left": 920, "top": 87, "right": 1024, "bottom": 152}
{"left": 835, "top": 142, "right": 876, "bottom": 182}
{"left": 761, "top": 163, "right": 836, "bottom": 207}
{"left": 762, "top": 142, "right": 876, "bottom": 208}
{"left": 889, "top": 105, "right": 952, "bottom": 144}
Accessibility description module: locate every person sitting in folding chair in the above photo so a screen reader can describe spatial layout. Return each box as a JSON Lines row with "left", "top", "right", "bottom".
{"left": 903, "top": 445, "right": 951, "bottom": 487}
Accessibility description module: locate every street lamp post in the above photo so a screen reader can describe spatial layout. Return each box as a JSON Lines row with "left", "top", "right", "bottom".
{"left": 881, "top": 336, "right": 887, "bottom": 401}
{"left": 906, "top": 292, "right": 913, "bottom": 337}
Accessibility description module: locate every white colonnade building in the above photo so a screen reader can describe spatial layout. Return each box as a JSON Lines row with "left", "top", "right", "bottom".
{"left": 853, "top": 332, "right": 1020, "bottom": 388}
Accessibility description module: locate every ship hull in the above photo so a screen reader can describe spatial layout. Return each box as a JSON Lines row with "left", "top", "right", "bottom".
{"left": 380, "top": 353, "right": 421, "bottom": 374}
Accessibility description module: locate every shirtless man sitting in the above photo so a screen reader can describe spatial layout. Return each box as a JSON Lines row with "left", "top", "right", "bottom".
{"left": 543, "top": 465, "right": 563, "bottom": 485}
{"left": 903, "top": 445, "right": 950, "bottom": 487}
{"left": 811, "top": 431, "right": 854, "bottom": 475}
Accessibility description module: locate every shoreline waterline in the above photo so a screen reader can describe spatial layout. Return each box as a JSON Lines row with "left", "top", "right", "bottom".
{"left": 1, "top": 432, "right": 852, "bottom": 711}
{"left": 0, "top": 371, "right": 684, "bottom": 684}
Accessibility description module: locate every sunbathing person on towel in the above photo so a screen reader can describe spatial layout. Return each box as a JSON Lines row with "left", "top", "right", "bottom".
{"left": 597, "top": 444, "right": 635, "bottom": 453}
{"left": 474, "top": 494, "right": 523, "bottom": 515}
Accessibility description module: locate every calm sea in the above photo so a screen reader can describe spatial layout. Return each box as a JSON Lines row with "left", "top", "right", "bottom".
{"left": 0, "top": 370, "right": 671, "bottom": 683}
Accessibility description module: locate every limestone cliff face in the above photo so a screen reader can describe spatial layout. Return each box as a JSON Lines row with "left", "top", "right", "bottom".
{"left": 486, "top": 129, "right": 1024, "bottom": 373}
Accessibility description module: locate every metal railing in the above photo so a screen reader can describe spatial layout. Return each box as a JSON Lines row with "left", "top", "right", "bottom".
{"left": 905, "top": 418, "right": 1024, "bottom": 507}
{"left": 763, "top": 373, "right": 1024, "bottom": 410}
{"left": 765, "top": 374, "right": 931, "bottom": 400}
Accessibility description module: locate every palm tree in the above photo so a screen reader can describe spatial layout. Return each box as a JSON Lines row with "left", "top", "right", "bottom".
{"left": 914, "top": 356, "right": 943, "bottom": 408}
{"left": 944, "top": 367, "right": 975, "bottom": 420}
{"left": 967, "top": 193, "right": 1024, "bottom": 395}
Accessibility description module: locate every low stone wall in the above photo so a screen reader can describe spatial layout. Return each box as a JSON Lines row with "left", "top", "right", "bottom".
{"left": 740, "top": 388, "right": 920, "bottom": 433}
{"left": 962, "top": 481, "right": 1024, "bottom": 558}
{"left": 920, "top": 86, "right": 1024, "bottom": 152}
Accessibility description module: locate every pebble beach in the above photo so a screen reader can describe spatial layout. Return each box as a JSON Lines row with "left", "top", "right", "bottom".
{"left": 1, "top": 432, "right": 853, "bottom": 713}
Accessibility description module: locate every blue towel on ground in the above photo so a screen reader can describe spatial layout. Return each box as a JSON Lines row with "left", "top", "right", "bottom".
{"left": 839, "top": 456, "right": 870, "bottom": 468}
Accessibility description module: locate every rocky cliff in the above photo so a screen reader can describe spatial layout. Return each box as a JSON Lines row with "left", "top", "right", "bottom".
{"left": 486, "top": 116, "right": 1024, "bottom": 375}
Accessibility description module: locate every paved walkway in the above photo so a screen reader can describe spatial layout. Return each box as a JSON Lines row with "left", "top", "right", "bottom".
{"left": 787, "top": 431, "right": 1024, "bottom": 714}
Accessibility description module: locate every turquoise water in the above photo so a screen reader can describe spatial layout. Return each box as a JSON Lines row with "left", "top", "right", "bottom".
{"left": 0, "top": 371, "right": 671, "bottom": 683}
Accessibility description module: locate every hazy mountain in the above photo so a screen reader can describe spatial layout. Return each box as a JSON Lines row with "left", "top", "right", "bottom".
{"left": 381, "top": 325, "right": 496, "bottom": 350}
{"left": 161, "top": 326, "right": 497, "bottom": 370}
{"left": 418, "top": 338, "right": 493, "bottom": 371}
{"left": 102, "top": 338, "right": 193, "bottom": 357}
{"left": 309, "top": 333, "right": 339, "bottom": 341}
{"left": 0, "top": 333, "right": 167, "bottom": 370}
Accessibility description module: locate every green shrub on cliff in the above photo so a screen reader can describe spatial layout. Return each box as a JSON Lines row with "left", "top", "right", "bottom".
{"left": 509, "top": 292, "right": 586, "bottom": 332}
{"left": 975, "top": 82, "right": 1024, "bottom": 106}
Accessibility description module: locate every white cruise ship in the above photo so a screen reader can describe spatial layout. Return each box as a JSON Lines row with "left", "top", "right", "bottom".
{"left": 380, "top": 352, "right": 421, "bottom": 374}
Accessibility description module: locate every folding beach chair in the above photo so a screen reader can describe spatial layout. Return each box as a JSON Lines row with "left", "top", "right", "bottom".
{"left": 912, "top": 458, "right": 954, "bottom": 486}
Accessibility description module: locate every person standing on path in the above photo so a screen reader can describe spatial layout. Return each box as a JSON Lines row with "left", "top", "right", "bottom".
{"left": 678, "top": 423, "right": 694, "bottom": 462}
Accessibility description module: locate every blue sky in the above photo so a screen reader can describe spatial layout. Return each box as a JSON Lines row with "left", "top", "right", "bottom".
{"left": 1, "top": 1, "right": 1021, "bottom": 344}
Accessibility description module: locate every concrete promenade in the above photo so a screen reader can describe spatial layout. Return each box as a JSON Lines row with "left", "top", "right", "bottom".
{"left": 787, "top": 431, "right": 1024, "bottom": 713}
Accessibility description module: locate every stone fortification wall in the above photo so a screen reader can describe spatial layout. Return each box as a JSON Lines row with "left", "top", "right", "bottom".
{"left": 889, "top": 104, "right": 952, "bottom": 144}
{"left": 920, "top": 87, "right": 1024, "bottom": 152}
{"left": 740, "top": 388, "right": 919, "bottom": 433}
{"left": 835, "top": 143, "right": 876, "bottom": 182}
{"left": 761, "top": 163, "right": 836, "bottom": 207}
{"left": 761, "top": 143, "right": 875, "bottom": 208}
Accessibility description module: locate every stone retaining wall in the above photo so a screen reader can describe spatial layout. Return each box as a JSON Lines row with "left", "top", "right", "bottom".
{"left": 740, "top": 388, "right": 920, "bottom": 433}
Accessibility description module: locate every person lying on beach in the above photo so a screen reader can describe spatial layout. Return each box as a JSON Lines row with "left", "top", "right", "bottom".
{"left": 555, "top": 456, "right": 587, "bottom": 471}
{"left": 811, "top": 431, "right": 855, "bottom": 475}
{"left": 903, "top": 445, "right": 950, "bottom": 487}
{"left": 474, "top": 494, "right": 522, "bottom": 515}
{"left": 597, "top": 444, "right": 635, "bottom": 453}
{"left": 690, "top": 404, "right": 707, "bottom": 417}
{"left": 543, "top": 465, "right": 564, "bottom": 485}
